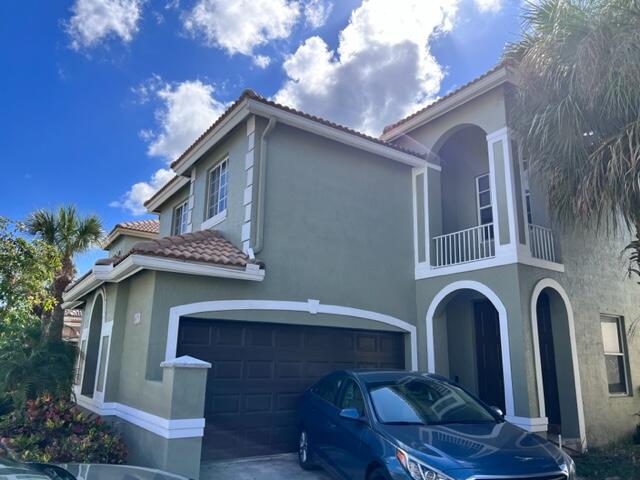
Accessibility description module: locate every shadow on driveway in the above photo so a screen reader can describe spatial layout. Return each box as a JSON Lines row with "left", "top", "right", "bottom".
{"left": 200, "top": 453, "right": 333, "bottom": 480}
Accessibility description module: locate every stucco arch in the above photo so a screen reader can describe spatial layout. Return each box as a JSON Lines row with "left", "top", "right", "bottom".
{"left": 164, "top": 299, "right": 418, "bottom": 370}
{"left": 80, "top": 288, "right": 106, "bottom": 396}
{"left": 430, "top": 123, "right": 488, "bottom": 161}
{"left": 425, "top": 280, "right": 514, "bottom": 416}
{"left": 530, "top": 278, "right": 586, "bottom": 448}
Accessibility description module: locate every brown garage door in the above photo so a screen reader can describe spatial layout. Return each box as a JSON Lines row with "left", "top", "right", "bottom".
{"left": 176, "top": 318, "right": 405, "bottom": 461}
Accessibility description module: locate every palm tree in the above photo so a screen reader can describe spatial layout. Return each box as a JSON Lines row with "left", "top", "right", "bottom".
{"left": 26, "top": 206, "right": 102, "bottom": 340}
{"left": 505, "top": 0, "right": 640, "bottom": 279}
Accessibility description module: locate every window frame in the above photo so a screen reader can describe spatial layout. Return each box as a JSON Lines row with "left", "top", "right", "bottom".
{"left": 475, "top": 173, "right": 493, "bottom": 226}
{"left": 600, "top": 314, "right": 631, "bottom": 397}
{"left": 205, "top": 157, "right": 229, "bottom": 226}
{"left": 337, "top": 376, "right": 368, "bottom": 419}
{"left": 172, "top": 198, "right": 189, "bottom": 236}
{"left": 311, "top": 372, "right": 345, "bottom": 406}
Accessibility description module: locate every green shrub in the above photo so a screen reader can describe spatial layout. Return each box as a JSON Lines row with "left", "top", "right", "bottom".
{"left": 0, "top": 394, "right": 127, "bottom": 464}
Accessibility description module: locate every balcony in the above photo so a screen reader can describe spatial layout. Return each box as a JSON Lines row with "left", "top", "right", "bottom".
{"left": 432, "top": 222, "right": 558, "bottom": 268}
{"left": 412, "top": 123, "right": 563, "bottom": 278}
{"left": 528, "top": 223, "right": 557, "bottom": 263}
{"left": 432, "top": 224, "right": 495, "bottom": 268}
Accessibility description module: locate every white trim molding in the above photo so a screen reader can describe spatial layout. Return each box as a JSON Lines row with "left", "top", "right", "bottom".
{"left": 164, "top": 299, "right": 418, "bottom": 370}
{"left": 530, "top": 278, "right": 587, "bottom": 449}
{"left": 63, "top": 255, "right": 264, "bottom": 307}
{"left": 382, "top": 66, "right": 511, "bottom": 141}
{"left": 74, "top": 393, "right": 205, "bottom": 439}
{"left": 425, "top": 280, "right": 515, "bottom": 417}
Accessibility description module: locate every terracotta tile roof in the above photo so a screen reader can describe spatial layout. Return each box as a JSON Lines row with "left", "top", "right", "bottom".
{"left": 66, "top": 230, "right": 257, "bottom": 295}
{"left": 120, "top": 229, "right": 254, "bottom": 268}
{"left": 382, "top": 62, "right": 510, "bottom": 135}
{"left": 115, "top": 219, "right": 159, "bottom": 234}
{"left": 168, "top": 89, "right": 424, "bottom": 171}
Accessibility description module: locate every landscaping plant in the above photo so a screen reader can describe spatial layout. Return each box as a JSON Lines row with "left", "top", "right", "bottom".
{"left": 0, "top": 218, "right": 75, "bottom": 409}
{"left": 506, "top": 0, "right": 640, "bottom": 281}
{"left": 0, "top": 394, "right": 127, "bottom": 464}
{"left": 26, "top": 206, "right": 102, "bottom": 341}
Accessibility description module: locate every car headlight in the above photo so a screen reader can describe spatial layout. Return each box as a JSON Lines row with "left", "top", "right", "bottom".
{"left": 396, "top": 448, "right": 452, "bottom": 480}
{"left": 561, "top": 451, "right": 576, "bottom": 480}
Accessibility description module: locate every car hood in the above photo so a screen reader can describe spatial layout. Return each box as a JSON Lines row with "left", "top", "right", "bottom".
{"left": 379, "top": 421, "right": 565, "bottom": 476}
{"left": 60, "top": 463, "right": 190, "bottom": 480}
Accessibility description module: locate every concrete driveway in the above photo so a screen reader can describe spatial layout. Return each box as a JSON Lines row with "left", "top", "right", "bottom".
{"left": 200, "top": 453, "right": 333, "bottom": 480}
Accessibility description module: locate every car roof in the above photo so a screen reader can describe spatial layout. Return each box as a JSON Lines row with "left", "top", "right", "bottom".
{"left": 346, "top": 370, "right": 441, "bottom": 383}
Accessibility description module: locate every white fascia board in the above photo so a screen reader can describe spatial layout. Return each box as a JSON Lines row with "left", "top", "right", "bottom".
{"left": 145, "top": 176, "right": 190, "bottom": 214}
{"left": 130, "top": 254, "right": 265, "bottom": 281}
{"left": 62, "top": 255, "right": 264, "bottom": 304}
{"left": 102, "top": 227, "right": 159, "bottom": 249}
{"left": 172, "top": 100, "right": 251, "bottom": 177}
{"left": 381, "top": 67, "right": 511, "bottom": 142}
{"left": 246, "top": 100, "right": 431, "bottom": 169}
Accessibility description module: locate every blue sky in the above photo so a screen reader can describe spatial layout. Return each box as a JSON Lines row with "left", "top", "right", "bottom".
{"left": 0, "top": 0, "right": 522, "bottom": 274}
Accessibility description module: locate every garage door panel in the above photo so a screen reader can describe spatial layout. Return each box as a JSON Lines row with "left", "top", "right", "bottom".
{"left": 177, "top": 318, "right": 405, "bottom": 460}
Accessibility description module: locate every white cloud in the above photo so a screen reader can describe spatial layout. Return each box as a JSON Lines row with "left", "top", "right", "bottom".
{"left": 66, "top": 0, "right": 144, "bottom": 50}
{"left": 304, "top": 0, "right": 333, "bottom": 28}
{"left": 253, "top": 55, "right": 271, "bottom": 68}
{"left": 110, "top": 168, "right": 175, "bottom": 215}
{"left": 183, "top": 0, "right": 300, "bottom": 65}
{"left": 274, "top": 0, "right": 458, "bottom": 135}
{"left": 474, "top": 0, "right": 502, "bottom": 12}
{"left": 112, "top": 78, "right": 227, "bottom": 215}
{"left": 146, "top": 80, "right": 227, "bottom": 161}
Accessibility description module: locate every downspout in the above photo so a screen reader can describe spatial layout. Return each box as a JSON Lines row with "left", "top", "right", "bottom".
{"left": 252, "top": 116, "right": 277, "bottom": 255}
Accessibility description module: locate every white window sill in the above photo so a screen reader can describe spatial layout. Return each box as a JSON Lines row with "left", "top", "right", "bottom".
{"left": 201, "top": 210, "right": 227, "bottom": 230}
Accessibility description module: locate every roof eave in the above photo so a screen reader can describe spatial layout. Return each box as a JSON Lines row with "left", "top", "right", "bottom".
{"left": 246, "top": 100, "right": 430, "bottom": 168}
{"left": 62, "top": 254, "right": 265, "bottom": 305}
{"left": 381, "top": 66, "right": 513, "bottom": 142}
{"left": 171, "top": 98, "right": 252, "bottom": 177}
{"left": 144, "top": 175, "right": 190, "bottom": 214}
{"left": 101, "top": 227, "right": 159, "bottom": 249}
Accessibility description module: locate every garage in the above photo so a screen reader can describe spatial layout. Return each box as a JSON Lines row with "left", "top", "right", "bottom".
{"left": 176, "top": 317, "right": 406, "bottom": 461}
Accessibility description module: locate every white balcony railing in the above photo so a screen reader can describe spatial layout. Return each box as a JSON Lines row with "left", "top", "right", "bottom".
{"left": 528, "top": 223, "right": 557, "bottom": 263}
{"left": 432, "top": 224, "right": 495, "bottom": 268}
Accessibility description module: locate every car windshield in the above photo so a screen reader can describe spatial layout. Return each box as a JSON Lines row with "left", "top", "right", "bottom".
{"left": 367, "top": 377, "right": 497, "bottom": 425}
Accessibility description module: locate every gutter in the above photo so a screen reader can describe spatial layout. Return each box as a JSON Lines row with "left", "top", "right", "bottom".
{"left": 252, "top": 116, "right": 278, "bottom": 255}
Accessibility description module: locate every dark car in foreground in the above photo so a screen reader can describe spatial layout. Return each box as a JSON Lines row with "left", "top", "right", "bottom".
{"left": 0, "top": 454, "right": 189, "bottom": 480}
{"left": 298, "top": 370, "right": 576, "bottom": 480}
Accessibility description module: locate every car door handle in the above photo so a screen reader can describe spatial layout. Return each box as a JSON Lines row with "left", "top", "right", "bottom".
{"left": 328, "top": 421, "right": 337, "bottom": 429}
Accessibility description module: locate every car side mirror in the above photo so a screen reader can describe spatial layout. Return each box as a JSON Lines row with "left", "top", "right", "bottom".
{"left": 490, "top": 406, "right": 504, "bottom": 418}
{"left": 339, "top": 407, "right": 364, "bottom": 422}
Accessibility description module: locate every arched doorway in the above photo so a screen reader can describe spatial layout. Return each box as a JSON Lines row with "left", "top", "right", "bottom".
{"left": 426, "top": 281, "right": 514, "bottom": 416}
{"left": 531, "top": 279, "right": 586, "bottom": 449}
{"left": 81, "top": 293, "right": 103, "bottom": 397}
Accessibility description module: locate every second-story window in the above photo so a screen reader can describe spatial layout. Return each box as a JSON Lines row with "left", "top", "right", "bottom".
{"left": 476, "top": 173, "right": 493, "bottom": 225}
{"left": 172, "top": 200, "right": 189, "bottom": 235}
{"left": 207, "top": 158, "right": 228, "bottom": 220}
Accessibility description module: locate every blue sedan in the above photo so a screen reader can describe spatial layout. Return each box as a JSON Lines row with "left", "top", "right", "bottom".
{"left": 298, "top": 370, "right": 576, "bottom": 480}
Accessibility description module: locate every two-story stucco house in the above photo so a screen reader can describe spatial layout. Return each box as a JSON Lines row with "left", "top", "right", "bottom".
{"left": 63, "top": 64, "right": 639, "bottom": 478}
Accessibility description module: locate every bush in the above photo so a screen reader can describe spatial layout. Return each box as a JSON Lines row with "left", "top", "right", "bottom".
{"left": 0, "top": 395, "right": 127, "bottom": 464}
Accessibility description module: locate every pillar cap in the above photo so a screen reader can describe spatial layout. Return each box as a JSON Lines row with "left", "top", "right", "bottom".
{"left": 160, "top": 355, "right": 211, "bottom": 369}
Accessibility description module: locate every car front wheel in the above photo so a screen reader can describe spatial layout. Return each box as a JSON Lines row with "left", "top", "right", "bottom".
{"left": 298, "top": 429, "right": 316, "bottom": 470}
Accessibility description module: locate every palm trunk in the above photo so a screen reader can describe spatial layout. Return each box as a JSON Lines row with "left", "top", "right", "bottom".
{"left": 47, "top": 257, "right": 74, "bottom": 342}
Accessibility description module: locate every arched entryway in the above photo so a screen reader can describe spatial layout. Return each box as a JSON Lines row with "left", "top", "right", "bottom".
{"left": 531, "top": 279, "right": 586, "bottom": 449}
{"left": 426, "top": 280, "right": 514, "bottom": 416}
{"left": 80, "top": 292, "right": 104, "bottom": 397}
